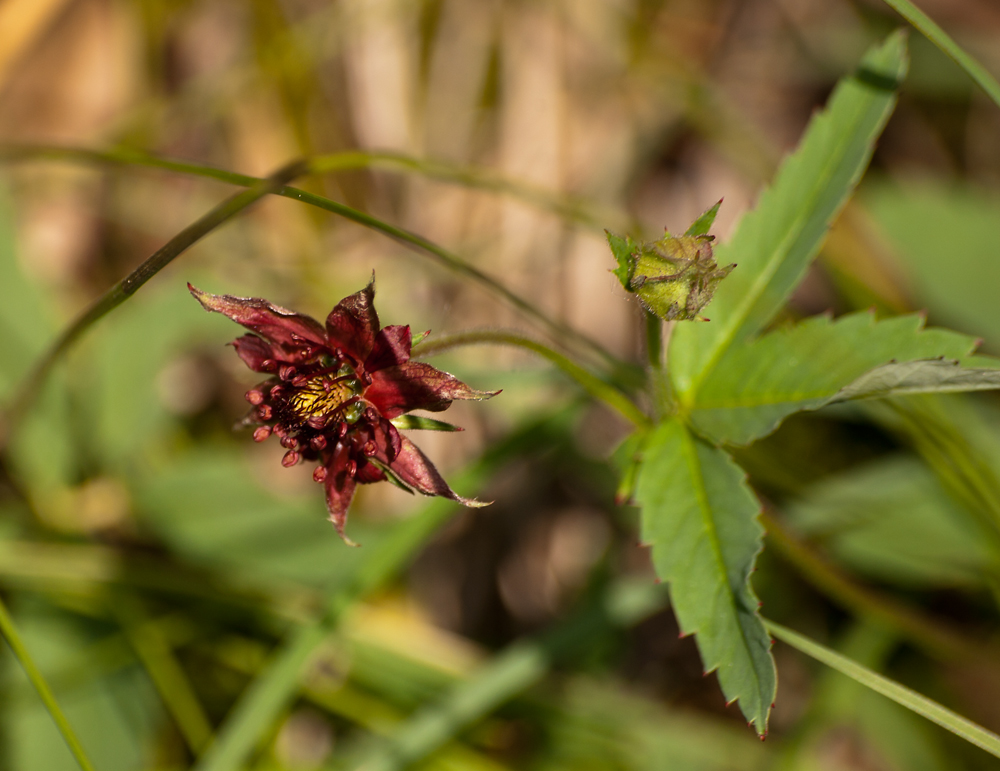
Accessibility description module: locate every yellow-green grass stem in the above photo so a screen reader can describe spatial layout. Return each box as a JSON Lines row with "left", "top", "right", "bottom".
{"left": 0, "top": 593, "right": 97, "bottom": 771}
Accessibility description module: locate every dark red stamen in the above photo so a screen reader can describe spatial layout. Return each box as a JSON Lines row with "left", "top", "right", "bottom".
{"left": 257, "top": 404, "right": 273, "bottom": 420}
{"left": 281, "top": 450, "right": 299, "bottom": 467}
{"left": 313, "top": 466, "right": 328, "bottom": 482}
{"left": 310, "top": 435, "right": 327, "bottom": 451}
{"left": 253, "top": 426, "right": 272, "bottom": 442}
{"left": 246, "top": 389, "right": 264, "bottom": 405}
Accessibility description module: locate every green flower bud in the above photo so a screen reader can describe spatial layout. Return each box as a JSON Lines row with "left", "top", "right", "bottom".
{"left": 606, "top": 201, "right": 735, "bottom": 322}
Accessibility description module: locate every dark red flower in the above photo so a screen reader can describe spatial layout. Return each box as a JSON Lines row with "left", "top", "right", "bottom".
{"left": 189, "top": 279, "right": 497, "bottom": 543}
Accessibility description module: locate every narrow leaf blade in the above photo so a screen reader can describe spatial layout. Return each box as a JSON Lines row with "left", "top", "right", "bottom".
{"left": 689, "top": 312, "right": 977, "bottom": 446}
{"left": 670, "top": 32, "right": 909, "bottom": 401}
{"left": 390, "top": 414, "right": 463, "bottom": 432}
{"left": 635, "top": 419, "right": 775, "bottom": 732}
{"left": 767, "top": 620, "right": 1000, "bottom": 759}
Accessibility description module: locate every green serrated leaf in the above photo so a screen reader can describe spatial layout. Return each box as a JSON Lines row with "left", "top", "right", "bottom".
{"left": 634, "top": 419, "right": 775, "bottom": 733}
{"left": 688, "top": 312, "right": 977, "bottom": 446}
{"left": 606, "top": 230, "right": 635, "bottom": 289}
{"left": 390, "top": 415, "right": 462, "bottom": 432}
{"left": 684, "top": 199, "right": 723, "bottom": 237}
{"left": 670, "top": 32, "right": 909, "bottom": 402}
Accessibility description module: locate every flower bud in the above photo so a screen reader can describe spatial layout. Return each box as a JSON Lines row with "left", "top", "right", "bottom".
{"left": 607, "top": 201, "right": 734, "bottom": 322}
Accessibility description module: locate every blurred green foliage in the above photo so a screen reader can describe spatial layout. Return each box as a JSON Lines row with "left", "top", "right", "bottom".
{"left": 1, "top": 1, "right": 1000, "bottom": 770}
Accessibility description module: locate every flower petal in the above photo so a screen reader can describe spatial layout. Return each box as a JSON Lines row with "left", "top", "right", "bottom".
{"left": 366, "top": 362, "right": 499, "bottom": 418}
{"left": 326, "top": 279, "right": 379, "bottom": 363}
{"left": 355, "top": 459, "right": 386, "bottom": 484}
{"left": 231, "top": 334, "right": 278, "bottom": 372}
{"left": 189, "top": 284, "right": 327, "bottom": 348}
{"left": 365, "top": 325, "right": 411, "bottom": 372}
{"left": 323, "top": 442, "right": 360, "bottom": 545}
{"left": 386, "top": 436, "right": 490, "bottom": 507}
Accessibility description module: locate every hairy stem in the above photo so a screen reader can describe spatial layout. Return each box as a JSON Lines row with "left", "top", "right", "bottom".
{"left": 414, "top": 329, "right": 649, "bottom": 427}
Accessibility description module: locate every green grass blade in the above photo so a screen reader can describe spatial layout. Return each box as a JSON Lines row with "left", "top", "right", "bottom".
{"left": 0, "top": 145, "right": 621, "bottom": 375}
{"left": 195, "top": 413, "right": 570, "bottom": 771}
{"left": 634, "top": 418, "right": 775, "bottom": 733}
{"left": 1, "top": 160, "right": 305, "bottom": 438}
{"left": 881, "top": 0, "right": 1000, "bottom": 108}
{"left": 689, "top": 312, "right": 977, "bottom": 445}
{"left": 195, "top": 623, "right": 329, "bottom": 771}
{"left": 347, "top": 580, "right": 669, "bottom": 771}
{"left": 767, "top": 619, "right": 1000, "bottom": 759}
{"left": 0, "top": 595, "right": 97, "bottom": 771}
{"left": 114, "top": 596, "right": 213, "bottom": 755}
{"left": 669, "top": 32, "right": 908, "bottom": 402}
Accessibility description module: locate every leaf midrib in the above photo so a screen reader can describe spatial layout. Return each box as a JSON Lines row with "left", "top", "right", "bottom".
{"left": 678, "top": 426, "right": 765, "bottom": 712}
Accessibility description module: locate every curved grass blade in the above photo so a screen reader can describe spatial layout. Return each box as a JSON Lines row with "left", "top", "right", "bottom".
{"left": 0, "top": 595, "right": 96, "bottom": 771}
{"left": 413, "top": 328, "right": 648, "bottom": 427}
{"left": 0, "top": 145, "right": 623, "bottom": 374}
{"left": 1, "top": 160, "right": 306, "bottom": 440}
{"left": 881, "top": 0, "right": 1000, "bottom": 109}
{"left": 767, "top": 619, "right": 1000, "bottom": 759}
{"left": 635, "top": 418, "right": 775, "bottom": 733}
{"left": 669, "top": 32, "right": 908, "bottom": 402}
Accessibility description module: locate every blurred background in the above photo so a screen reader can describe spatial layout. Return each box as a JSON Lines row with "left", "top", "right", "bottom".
{"left": 1, "top": 0, "right": 1000, "bottom": 769}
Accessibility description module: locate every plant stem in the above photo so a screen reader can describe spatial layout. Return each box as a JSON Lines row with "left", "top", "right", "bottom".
{"left": 1, "top": 160, "right": 306, "bottom": 441}
{"left": 644, "top": 310, "right": 662, "bottom": 369}
{"left": 0, "top": 594, "right": 96, "bottom": 771}
{"left": 414, "top": 329, "right": 649, "bottom": 427}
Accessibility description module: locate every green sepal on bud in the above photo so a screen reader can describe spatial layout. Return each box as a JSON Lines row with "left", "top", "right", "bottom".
{"left": 606, "top": 200, "right": 734, "bottom": 322}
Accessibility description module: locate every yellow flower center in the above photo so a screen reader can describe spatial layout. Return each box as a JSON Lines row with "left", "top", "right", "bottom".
{"left": 288, "top": 370, "right": 364, "bottom": 428}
